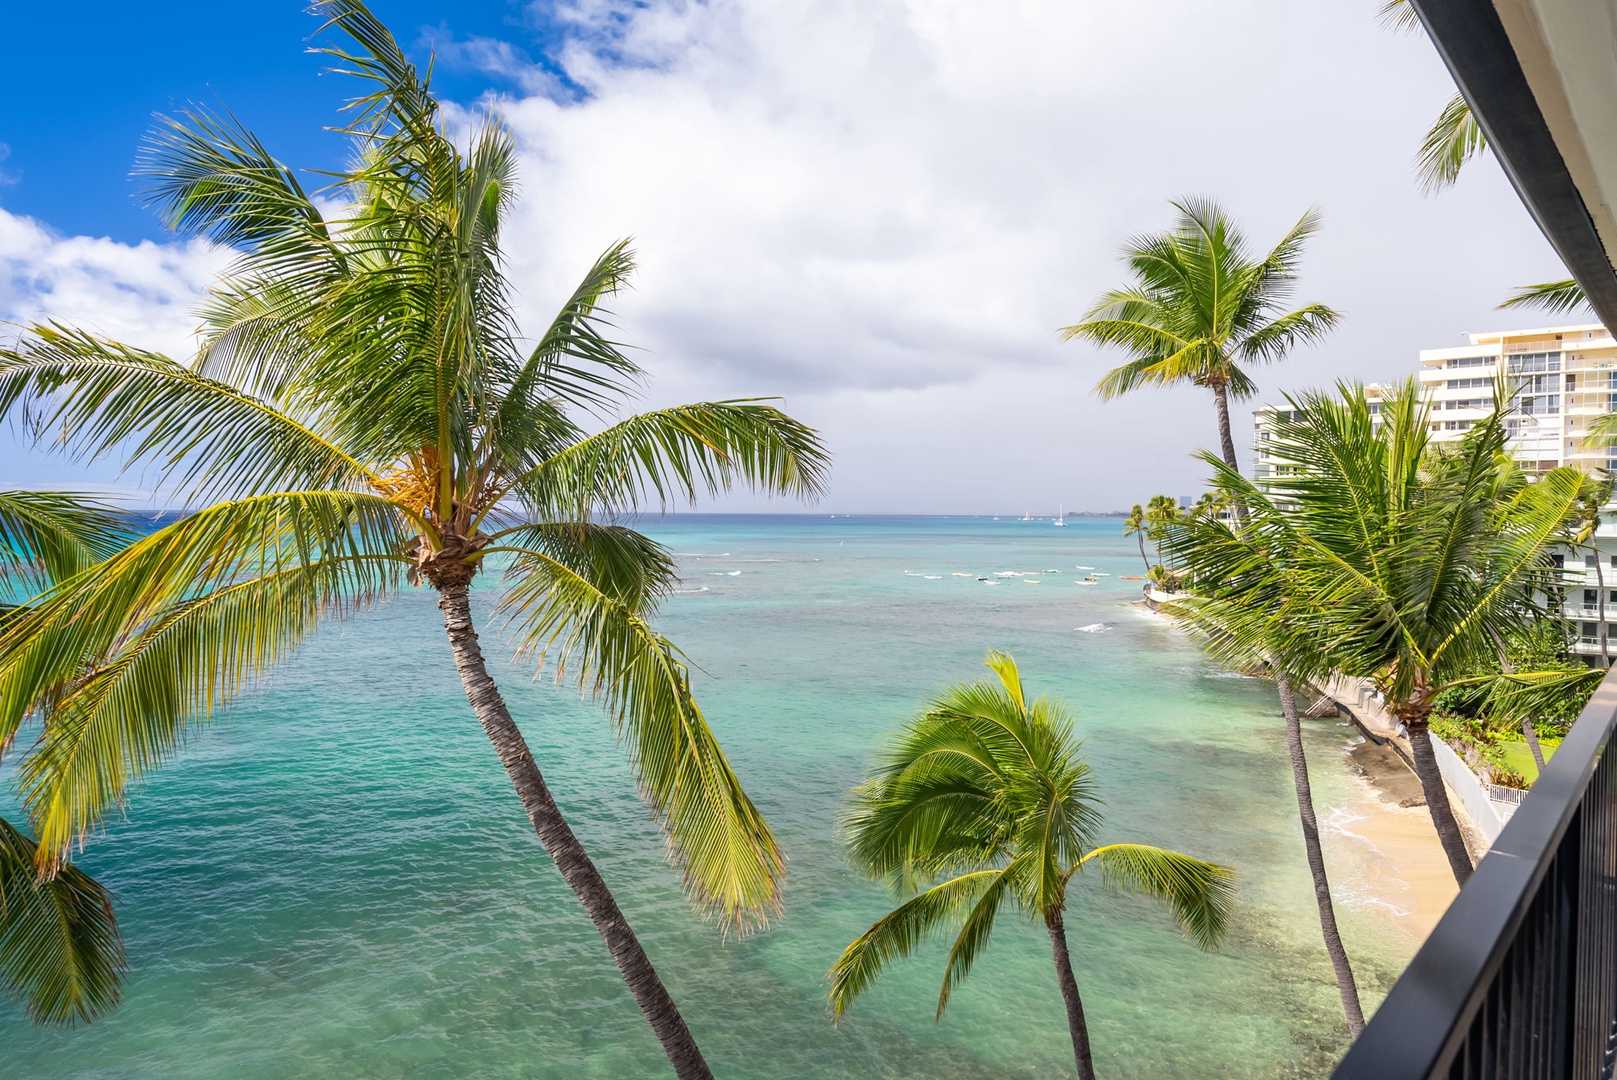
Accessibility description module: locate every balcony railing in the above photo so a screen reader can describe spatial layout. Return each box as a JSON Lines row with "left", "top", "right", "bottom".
{"left": 1332, "top": 668, "right": 1617, "bottom": 1078}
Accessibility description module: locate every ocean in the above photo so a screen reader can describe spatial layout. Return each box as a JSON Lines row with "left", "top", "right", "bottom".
{"left": 1, "top": 515, "right": 1416, "bottom": 1078}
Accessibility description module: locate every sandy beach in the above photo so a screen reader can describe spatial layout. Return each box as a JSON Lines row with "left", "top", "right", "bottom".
{"left": 1327, "top": 738, "right": 1460, "bottom": 944}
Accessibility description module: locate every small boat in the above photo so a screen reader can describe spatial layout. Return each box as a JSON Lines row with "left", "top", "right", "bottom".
{"left": 1084, "top": 575, "right": 1099, "bottom": 582}
{"left": 1119, "top": 575, "right": 1146, "bottom": 581}
{"left": 1052, "top": 503, "right": 1066, "bottom": 526}
{"left": 1021, "top": 511, "right": 1032, "bottom": 521}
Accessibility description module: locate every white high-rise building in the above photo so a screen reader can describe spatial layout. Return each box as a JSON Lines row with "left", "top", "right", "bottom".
{"left": 1419, "top": 322, "right": 1617, "bottom": 475}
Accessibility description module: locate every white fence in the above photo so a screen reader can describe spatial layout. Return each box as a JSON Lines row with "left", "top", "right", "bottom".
{"left": 1429, "top": 733, "right": 1511, "bottom": 843}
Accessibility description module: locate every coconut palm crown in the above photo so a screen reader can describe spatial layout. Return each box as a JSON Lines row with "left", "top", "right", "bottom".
{"left": 1165, "top": 379, "right": 1583, "bottom": 886}
{"left": 1062, "top": 199, "right": 1339, "bottom": 473}
{"left": 0, "top": 4, "right": 827, "bottom": 1074}
{"left": 829, "top": 651, "right": 1233, "bottom": 1080}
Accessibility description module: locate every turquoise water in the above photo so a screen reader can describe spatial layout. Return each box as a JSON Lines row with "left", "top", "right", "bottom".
{"left": 2, "top": 516, "right": 1413, "bottom": 1077}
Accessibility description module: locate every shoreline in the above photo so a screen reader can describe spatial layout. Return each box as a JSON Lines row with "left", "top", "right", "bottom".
{"left": 1328, "top": 738, "right": 1459, "bottom": 944}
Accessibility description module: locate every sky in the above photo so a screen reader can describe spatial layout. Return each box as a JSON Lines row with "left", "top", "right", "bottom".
{"left": 0, "top": 0, "right": 1578, "bottom": 513}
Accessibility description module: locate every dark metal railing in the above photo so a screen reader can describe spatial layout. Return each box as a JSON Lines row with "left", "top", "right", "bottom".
{"left": 1333, "top": 669, "right": 1617, "bottom": 1079}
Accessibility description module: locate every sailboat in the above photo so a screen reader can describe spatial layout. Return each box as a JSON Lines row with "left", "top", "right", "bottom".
{"left": 1052, "top": 503, "right": 1067, "bottom": 526}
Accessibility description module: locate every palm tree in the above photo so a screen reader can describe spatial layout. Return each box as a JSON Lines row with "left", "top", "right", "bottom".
{"left": 0, "top": 6, "right": 828, "bottom": 1075}
{"left": 1144, "top": 494, "right": 1180, "bottom": 569}
{"left": 0, "top": 491, "right": 129, "bottom": 1025}
{"left": 1164, "top": 497, "right": 1367, "bottom": 1036}
{"left": 828, "top": 652, "right": 1234, "bottom": 1080}
{"left": 1191, "top": 380, "right": 1583, "bottom": 886}
{"left": 1122, "top": 504, "right": 1151, "bottom": 575}
{"left": 1061, "top": 199, "right": 1339, "bottom": 474}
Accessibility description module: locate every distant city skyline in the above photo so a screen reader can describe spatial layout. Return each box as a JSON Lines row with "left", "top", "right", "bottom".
{"left": 0, "top": 0, "right": 1578, "bottom": 513}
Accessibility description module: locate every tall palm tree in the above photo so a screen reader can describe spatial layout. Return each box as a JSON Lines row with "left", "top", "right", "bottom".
{"left": 1165, "top": 497, "right": 1367, "bottom": 1037}
{"left": 1122, "top": 504, "right": 1151, "bottom": 575}
{"left": 1191, "top": 380, "right": 1583, "bottom": 886}
{"left": 1061, "top": 199, "right": 1339, "bottom": 474}
{"left": 828, "top": 652, "right": 1233, "bottom": 1080}
{"left": 0, "top": 491, "right": 129, "bottom": 1026}
{"left": 1144, "top": 494, "right": 1180, "bottom": 569}
{"left": 0, "top": 6, "right": 828, "bottom": 1075}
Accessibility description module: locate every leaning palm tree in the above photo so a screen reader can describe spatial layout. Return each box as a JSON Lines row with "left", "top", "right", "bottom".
{"left": 1164, "top": 494, "right": 1367, "bottom": 1037}
{"left": 829, "top": 652, "right": 1233, "bottom": 1080}
{"left": 0, "top": 491, "right": 129, "bottom": 1026}
{"left": 0, "top": 6, "right": 827, "bottom": 1076}
{"left": 1062, "top": 199, "right": 1339, "bottom": 474}
{"left": 1200, "top": 380, "right": 1583, "bottom": 886}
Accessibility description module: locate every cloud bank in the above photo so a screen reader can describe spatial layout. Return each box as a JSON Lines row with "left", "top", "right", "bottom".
{"left": 0, "top": 0, "right": 1576, "bottom": 510}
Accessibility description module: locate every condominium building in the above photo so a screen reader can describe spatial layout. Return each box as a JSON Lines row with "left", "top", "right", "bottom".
{"left": 1419, "top": 322, "right": 1617, "bottom": 474}
{"left": 1253, "top": 322, "right": 1617, "bottom": 665}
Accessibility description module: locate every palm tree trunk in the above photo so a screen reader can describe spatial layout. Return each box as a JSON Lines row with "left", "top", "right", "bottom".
{"left": 1521, "top": 719, "right": 1546, "bottom": 772}
{"left": 1045, "top": 909, "right": 1097, "bottom": 1080}
{"left": 1212, "top": 380, "right": 1240, "bottom": 472}
{"left": 1404, "top": 718, "right": 1475, "bottom": 886}
{"left": 436, "top": 582, "right": 713, "bottom": 1080}
{"left": 1276, "top": 673, "right": 1366, "bottom": 1037}
{"left": 1137, "top": 534, "right": 1150, "bottom": 575}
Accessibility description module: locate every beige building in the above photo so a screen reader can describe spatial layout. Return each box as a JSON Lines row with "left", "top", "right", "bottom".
{"left": 1253, "top": 322, "right": 1617, "bottom": 664}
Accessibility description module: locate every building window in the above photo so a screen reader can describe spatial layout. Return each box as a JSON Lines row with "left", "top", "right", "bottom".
{"left": 1587, "top": 556, "right": 1599, "bottom": 569}
{"left": 1586, "top": 589, "right": 1599, "bottom": 603}
{"left": 1446, "top": 356, "right": 1494, "bottom": 369}
{"left": 1508, "top": 351, "right": 1563, "bottom": 374}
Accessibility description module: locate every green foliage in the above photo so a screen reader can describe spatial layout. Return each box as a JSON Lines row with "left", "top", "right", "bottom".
{"left": 0, "top": 493, "right": 128, "bottom": 1026}
{"left": 829, "top": 652, "right": 1233, "bottom": 1022}
{"left": 0, "top": 0, "right": 829, "bottom": 935}
{"left": 0, "top": 818, "right": 124, "bottom": 1025}
{"left": 1163, "top": 379, "right": 1584, "bottom": 719}
{"left": 1063, "top": 198, "right": 1338, "bottom": 410}
{"left": 1499, "top": 278, "right": 1587, "bottom": 316}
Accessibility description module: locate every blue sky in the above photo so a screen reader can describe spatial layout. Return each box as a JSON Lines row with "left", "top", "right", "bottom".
{"left": 1, "top": 2, "right": 560, "bottom": 242}
{"left": 0, "top": 1, "right": 1577, "bottom": 512}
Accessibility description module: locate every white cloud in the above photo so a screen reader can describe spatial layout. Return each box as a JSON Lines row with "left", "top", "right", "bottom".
{"left": 0, "top": 0, "right": 1580, "bottom": 511}
{"left": 0, "top": 208, "right": 225, "bottom": 357}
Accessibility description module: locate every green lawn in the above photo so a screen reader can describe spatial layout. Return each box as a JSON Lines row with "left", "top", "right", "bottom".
{"left": 1498, "top": 736, "right": 1562, "bottom": 783}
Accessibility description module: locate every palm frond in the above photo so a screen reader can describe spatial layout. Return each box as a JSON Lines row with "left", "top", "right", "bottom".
{"left": 1417, "top": 91, "right": 1487, "bottom": 193}
{"left": 0, "top": 326, "right": 377, "bottom": 500}
{"left": 1499, "top": 278, "right": 1587, "bottom": 314}
{"left": 1075, "top": 843, "right": 1235, "bottom": 951}
{"left": 0, "top": 492, "right": 132, "bottom": 597}
{"left": 0, "top": 816, "right": 124, "bottom": 1025}
{"left": 511, "top": 401, "right": 831, "bottom": 518}
{"left": 827, "top": 868, "right": 1003, "bottom": 1021}
{"left": 496, "top": 546, "right": 783, "bottom": 931}
{"left": 0, "top": 491, "right": 407, "bottom": 859}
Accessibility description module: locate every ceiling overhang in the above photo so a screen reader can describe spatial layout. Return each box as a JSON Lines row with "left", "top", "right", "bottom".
{"left": 1411, "top": 0, "right": 1617, "bottom": 330}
